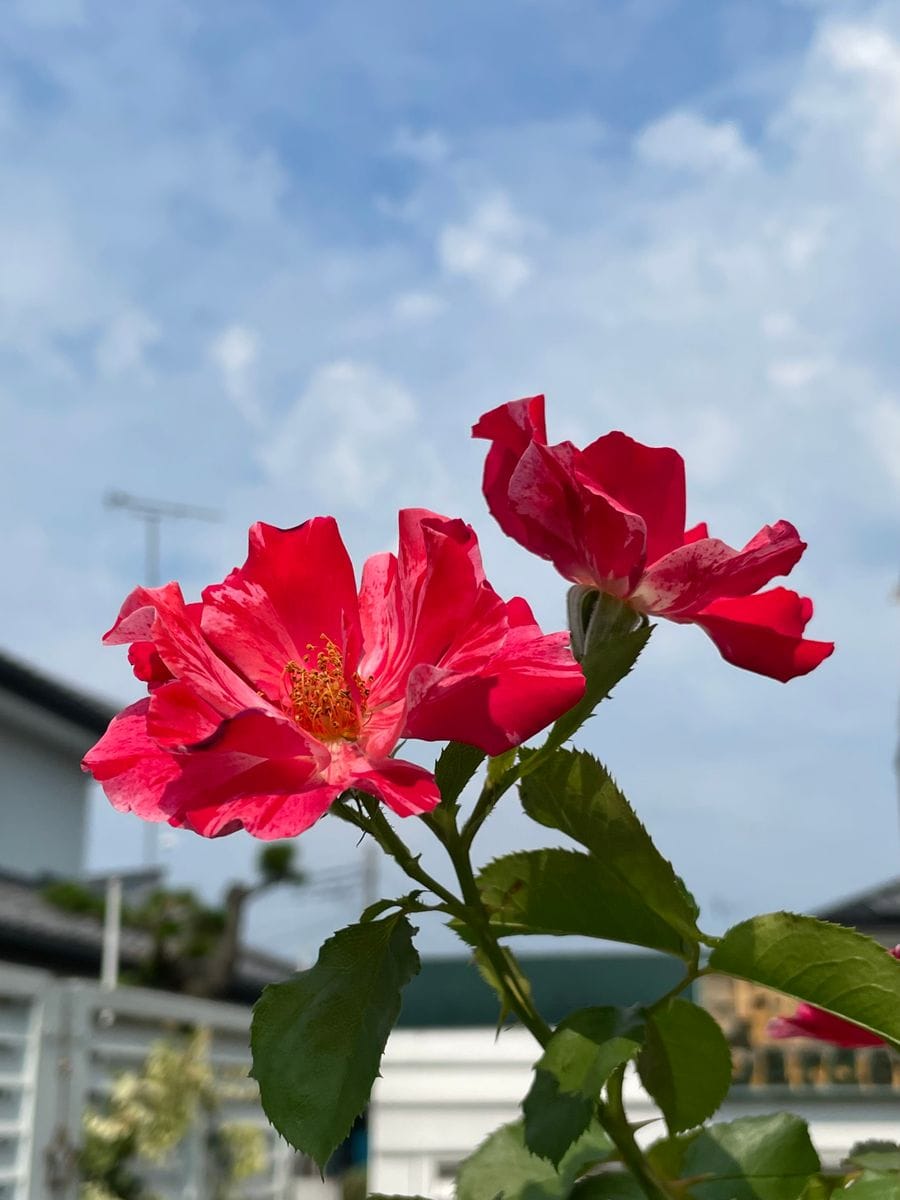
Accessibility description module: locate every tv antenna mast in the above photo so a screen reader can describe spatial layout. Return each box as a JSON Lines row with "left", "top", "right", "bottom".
{"left": 104, "top": 491, "right": 221, "bottom": 589}
{"left": 104, "top": 490, "right": 222, "bottom": 866}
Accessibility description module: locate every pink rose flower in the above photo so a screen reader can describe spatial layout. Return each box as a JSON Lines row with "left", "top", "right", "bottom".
{"left": 473, "top": 396, "right": 834, "bottom": 681}
{"left": 84, "top": 509, "right": 585, "bottom": 838}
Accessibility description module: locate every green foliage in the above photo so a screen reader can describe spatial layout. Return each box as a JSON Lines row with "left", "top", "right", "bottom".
{"left": 524, "top": 1006, "right": 644, "bottom": 1165}
{"left": 43, "top": 880, "right": 106, "bottom": 917}
{"left": 542, "top": 600, "right": 651, "bottom": 754}
{"left": 79, "top": 1030, "right": 265, "bottom": 1200}
{"left": 834, "top": 1176, "right": 900, "bottom": 1198}
{"left": 708, "top": 914, "right": 900, "bottom": 1047}
{"left": 645, "top": 1131, "right": 700, "bottom": 1179}
{"left": 637, "top": 999, "right": 732, "bottom": 1134}
{"left": 258, "top": 841, "right": 304, "bottom": 885}
{"left": 847, "top": 1145, "right": 900, "bottom": 1173}
{"left": 456, "top": 1119, "right": 614, "bottom": 1200}
{"left": 434, "top": 741, "right": 486, "bottom": 810}
{"left": 570, "top": 1176, "right": 647, "bottom": 1200}
{"left": 519, "top": 749, "right": 701, "bottom": 953}
{"left": 681, "top": 1114, "right": 820, "bottom": 1200}
{"left": 477, "top": 848, "right": 692, "bottom": 956}
{"left": 250, "top": 914, "right": 420, "bottom": 1170}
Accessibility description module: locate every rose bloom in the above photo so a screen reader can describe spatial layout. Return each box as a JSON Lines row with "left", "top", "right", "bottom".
{"left": 83, "top": 509, "right": 585, "bottom": 838}
{"left": 768, "top": 946, "right": 900, "bottom": 1048}
{"left": 473, "top": 395, "right": 834, "bottom": 682}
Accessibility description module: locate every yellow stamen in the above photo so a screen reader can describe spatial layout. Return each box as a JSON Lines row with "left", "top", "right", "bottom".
{"left": 284, "top": 637, "right": 369, "bottom": 742}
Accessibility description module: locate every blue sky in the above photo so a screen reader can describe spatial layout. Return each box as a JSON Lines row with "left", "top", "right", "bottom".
{"left": 2, "top": 0, "right": 898, "bottom": 962}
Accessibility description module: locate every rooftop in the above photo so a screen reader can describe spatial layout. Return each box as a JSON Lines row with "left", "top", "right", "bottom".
{"left": 0, "top": 647, "right": 116, "bottom": 737}
{"left": 0, "top": 870, "right": 293, "bottom": 1004}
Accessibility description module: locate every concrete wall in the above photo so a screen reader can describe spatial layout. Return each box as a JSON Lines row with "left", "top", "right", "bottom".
{"left": 0, "top": 694, "right": 91, "bottom": 878}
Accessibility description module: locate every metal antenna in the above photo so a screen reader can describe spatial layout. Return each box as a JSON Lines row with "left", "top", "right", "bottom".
{"left": 104, "top": 491, "right": 221, "bottom": 590}
{"left": 105, "top": 490, "right": 222, "bottom": 867}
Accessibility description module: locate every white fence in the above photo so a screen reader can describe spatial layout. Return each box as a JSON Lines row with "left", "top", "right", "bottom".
{"left": 0, "top": 960, "right": 305, "bottom": 1200}
{"left": 369, "top": 1028, "right": 900, "bottom": 1199}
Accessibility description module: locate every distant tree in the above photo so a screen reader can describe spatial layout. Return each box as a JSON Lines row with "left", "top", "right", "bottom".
{"left": 45, "top": 843, "right": 306, "bottom": 999}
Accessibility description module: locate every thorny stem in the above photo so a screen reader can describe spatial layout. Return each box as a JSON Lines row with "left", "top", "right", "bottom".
{"left": 332, "top": 796, "right": 463, "bottom": 914}
{"left": 337, "top": 792, "right": 678, "bottom": 1200}
{"left": 433, "top": 815, "right": 553, "bottom": 1047}
{"left": 460, "top": 731, "right": 570, "bottom": 851}
{"left": 601, "top": 1066, "right": 674, "bottom": 1200}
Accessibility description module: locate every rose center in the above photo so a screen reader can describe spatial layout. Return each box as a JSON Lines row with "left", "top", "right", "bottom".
{"left": 284, "top": 637, "right": 369, "bottom": 742}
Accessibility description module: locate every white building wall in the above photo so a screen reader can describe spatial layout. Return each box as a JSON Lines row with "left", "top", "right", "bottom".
{"left": 0, "top": 697, "right": 93, "bottom": 879}
{"left": 369, "top": 1027, "right": 900, "bottom": 1199}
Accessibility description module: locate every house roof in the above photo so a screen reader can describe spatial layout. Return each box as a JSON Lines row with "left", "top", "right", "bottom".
{"left": 0, "top": 648, "right": 116, "bottom": 737}
{"left": 396, "top": 951, "right": 690, "bottom": 1028}
{"left": 815, "top": 877, "right": 900, "bottom": 932}
{"left": 0, "top": 871, "right": 293, "bottom": 1004}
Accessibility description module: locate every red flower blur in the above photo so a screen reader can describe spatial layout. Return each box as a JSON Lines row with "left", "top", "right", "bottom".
{"left": 768, "top": 946, "right": 900, "bottom": 1048}
{"left": 473, "top": 396, "right": 834, "bottom": 682}
{"left": 83, "top": 509, "right": 585, "bottom": 839}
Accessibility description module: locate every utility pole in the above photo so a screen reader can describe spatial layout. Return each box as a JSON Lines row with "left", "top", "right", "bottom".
{"left": 104, "top": 490, "right": 221, "bottom": 868}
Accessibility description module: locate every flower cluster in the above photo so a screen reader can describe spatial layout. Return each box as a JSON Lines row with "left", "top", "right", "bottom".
{"left": 84, "top": 397, "right": 832, "bottom": 840}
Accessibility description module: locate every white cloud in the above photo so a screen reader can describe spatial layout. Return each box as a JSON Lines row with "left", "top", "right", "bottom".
{"left": 861, "top": 396, "right": 900, "bottom": 492}
{"left": 258, "top": 361, "right": 418, "bottom": 507}
{"left": 438, "top": 192, "right": 534, "bottom": 299}
{"left": 391, "top": 290, "right": 445, "bottom": 322}
{"left": 209, "top": 324, "right": 262, "bottom": 426}
{"left": 635, "top": 110, "right": 756, "bottom": 173}
{"left": 95, "top": 309, "right": 160, "bottom": 378}
{"left": 390, "top": 127, "right": 450, "bottom": 167}
{"left": 767, "top": 357, "right": 830, "bottom": 389}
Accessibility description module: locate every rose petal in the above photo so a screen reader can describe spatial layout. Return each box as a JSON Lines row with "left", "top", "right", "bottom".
{"left": 693, "top": 588, "right": 834, "bottom": 682}
{"left": 575, "top": 431, "right": 686, "bottom": 565}
{"left": 633, "top": 521, "right": 807, "bottom": 617}
{"left": 82, "top": 701, "right": 181, "bottom": 822}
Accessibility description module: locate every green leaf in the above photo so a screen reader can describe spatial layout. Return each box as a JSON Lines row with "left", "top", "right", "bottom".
{"left": 360, "top": 890, "right": 423, "bottom": 922}
{"left": 524, "top": 1007, "right": 644, "bottom": 1165}
{"left": 250, "top": 914, "right": 420, "bottom": 1169}
{"left": 847, "top": 1144, "right": 900, "bottom": 1173}
{"left": 637, "top": 999, "right": 732, "bottom": 1134}
{"left": 570, "top": 1175, "right": 646, "bottom": 1199}
{"left": 682, "top": 1113, "right": 820, "bottom": 1200}
{"left": 798, "top": 1179, "right": 842, "bottom": 1200}
{"left": 708, "top": 913, "right": 900, "bottom": 1047}
{"left": 541, "top": 621, "right": 652, "bottom": 755}
{"left": 646, "top": 1131, "right": 700, "bottom": 1180}
{"left": 434, "top": 741, "right": 485, "bottom": 810}
{"left": 836, "top": 1176, "right": 900, "bottom": 1199}
{"left": 456, "top": 1119, "right": 613, "bottom": 1200}
{"left": 477, "top": 848, "right": 691, "bottom": 957}
{"left": 519, "top": 749, "right": 701, "bottom": 945}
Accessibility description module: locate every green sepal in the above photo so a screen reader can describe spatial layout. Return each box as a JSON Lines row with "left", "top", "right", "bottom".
{"left": 539, "top": 617, "right": 651, "bottom": 756}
